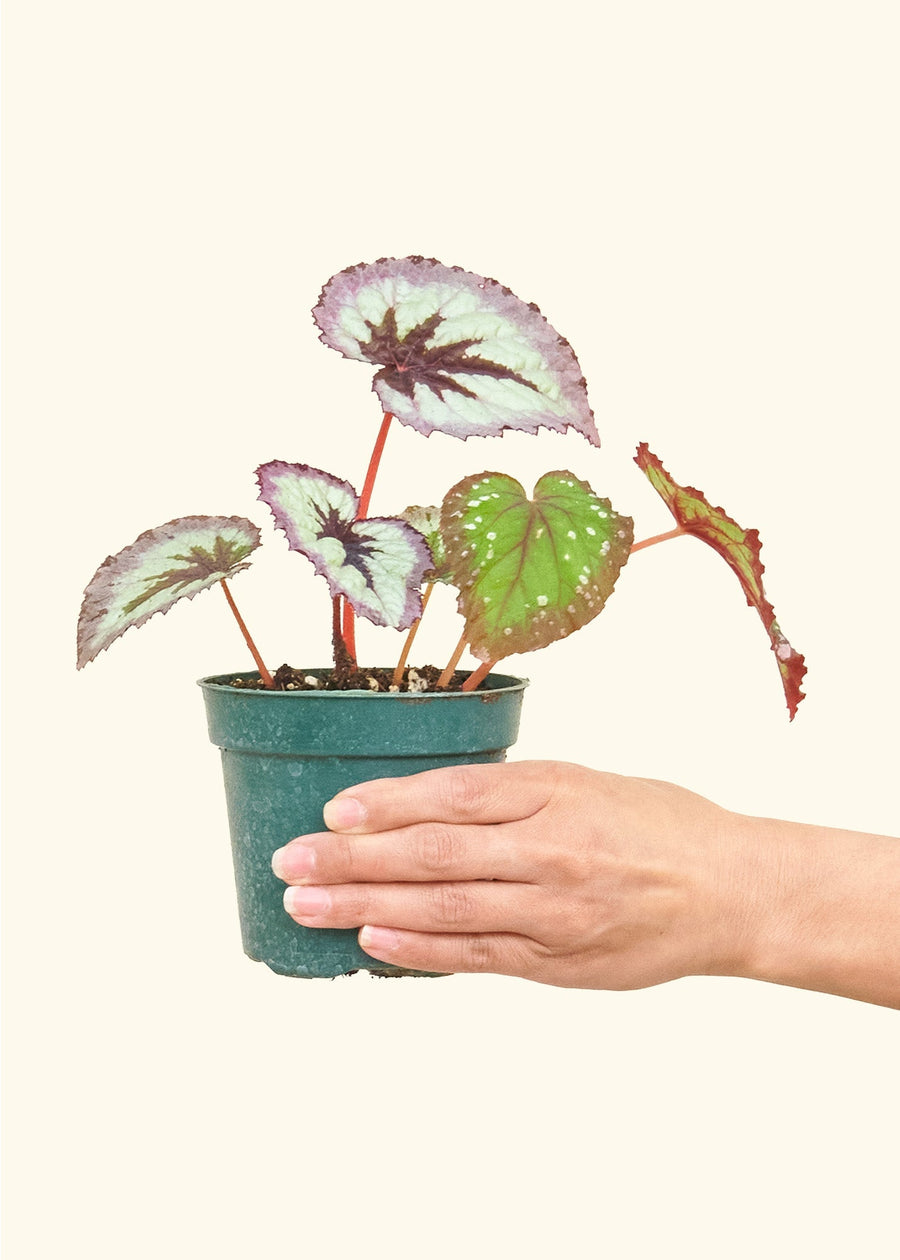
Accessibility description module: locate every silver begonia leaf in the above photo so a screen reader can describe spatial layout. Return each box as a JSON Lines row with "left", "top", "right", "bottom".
{"left": 256, "top": 461, "right": 432, "bottom": 630}
{"left": 313, "top": 256, "right": 599, "bottom": 445}
{"left": 77, "top": 516, "right": 261, "bottom": 668}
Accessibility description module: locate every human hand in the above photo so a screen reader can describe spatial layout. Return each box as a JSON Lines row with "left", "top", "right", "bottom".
{"left": 270, "top": 761, "right": 753, "bottom": 989}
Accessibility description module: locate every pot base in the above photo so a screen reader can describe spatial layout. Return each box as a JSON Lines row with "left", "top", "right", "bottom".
{"left": 257, "top": 957, "right": 449, "bottom": 980}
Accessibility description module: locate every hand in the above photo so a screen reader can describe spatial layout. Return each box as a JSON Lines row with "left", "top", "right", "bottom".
{"left": 270, "top": 761, "right": 751, "bottom": 989}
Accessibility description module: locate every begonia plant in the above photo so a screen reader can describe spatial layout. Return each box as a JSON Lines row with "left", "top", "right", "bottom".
{"left": 77, "top": 256, "right": 806, "bottom": 718}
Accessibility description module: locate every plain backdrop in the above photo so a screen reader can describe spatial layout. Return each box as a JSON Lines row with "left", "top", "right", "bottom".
{"left": 3, "top": 3, "right": 898, "bottom": 1257}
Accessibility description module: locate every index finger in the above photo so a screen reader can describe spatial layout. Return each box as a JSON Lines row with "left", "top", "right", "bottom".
{"left": 322, "top": 760, "right": 554, "bottom": 834}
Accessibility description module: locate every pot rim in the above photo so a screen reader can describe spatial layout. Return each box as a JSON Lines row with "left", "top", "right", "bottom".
{"left": 197, "top": 669, "right": 529, "bottom": 699}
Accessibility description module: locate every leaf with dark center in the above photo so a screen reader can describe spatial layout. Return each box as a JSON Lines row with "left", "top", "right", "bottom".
{"left": 442, "top": 471, "right": 633, "bottom": 662}
{"left": 313, "top": 256, "right": 599, "bottom": 445}
{"left": 256, "top": 461, "right": 432, "bottom": 630}
{"left": 635, "top": 443, "right": 807, "bottom": 719}
{"left": 77, "top": 516, "right": 261, "bottom": 668}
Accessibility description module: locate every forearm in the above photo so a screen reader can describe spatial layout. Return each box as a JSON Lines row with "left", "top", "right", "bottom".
{"left": 730, "top": 814, "right": 900, "bottom": 1008}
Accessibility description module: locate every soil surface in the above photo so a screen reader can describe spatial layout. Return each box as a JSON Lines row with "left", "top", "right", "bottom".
{"left": 229, "top": 664, "right": 478, "bottom": 694}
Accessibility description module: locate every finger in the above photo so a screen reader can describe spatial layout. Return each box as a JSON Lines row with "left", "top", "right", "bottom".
{"left": 357, "top": 925, "right": 542, "bottom": 978}
{"left": 321, "top": 760, "right": 554, "bottom": 835}
{"left": 282, "top": 879, "right": 541, "bottom": 936}
{"left": 272, "top": 818, "right": 537, "bottom": 886}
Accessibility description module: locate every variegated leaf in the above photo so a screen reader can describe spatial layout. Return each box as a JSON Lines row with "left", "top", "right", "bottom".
{"left": 257, "top": 461, "right": 432, "bottom": 630}
{"left": 77, "top": 516, "right": 261, "bottom": 668}
{"left": 442, "top": 471, "right": 633, "bottom": 662}
{"left": 401, "top": 505, "right": 453, "bottom": 583}
{"left": 313, "top": 256, "right": 599, "bottom": 445}
{"left": 635, "top": 443, "right": 807, "bottom": 719}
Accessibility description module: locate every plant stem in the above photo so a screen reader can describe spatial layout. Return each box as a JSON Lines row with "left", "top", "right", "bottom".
{"left": 630, "top": 525, "right": 687, "bottom": 554}
{"left": 392, "top": 584, "right": 433, "bottom": 686}
{"left": 341, "top": 598, "right": 357, "bottom": 664}
{"left": 436, "top": 629, "right": 468, "bottom": 689}
{"left": 332, "top": 596, "right": 355, "bottom": 679}
{"left": 358, "top": 411, "right": 394, "bottom": 518}
{"left": 341, "top": 412, "right": 394, "bottom": 663}
{"left": 220, "top": 579, "right": 275, "bottom": 688}
{"left": 333, "top": 594, "right": 342, "bottom": 651}
{"left": 462, "top": 660, "right": 493, "bottom": 692}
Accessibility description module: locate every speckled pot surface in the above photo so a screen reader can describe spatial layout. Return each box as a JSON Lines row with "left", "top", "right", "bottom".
{"left": 199, "top": 670, "right": 528, "bottom": 978}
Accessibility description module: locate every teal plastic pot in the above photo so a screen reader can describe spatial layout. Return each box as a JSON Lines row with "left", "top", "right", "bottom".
{"left": 199, "top": 670, "right": 528, "bottom": 978}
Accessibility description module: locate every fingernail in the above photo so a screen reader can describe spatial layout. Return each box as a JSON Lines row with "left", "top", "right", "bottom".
{"left": 323, "top": 796, "right": 365, "bottom": 831}
{"left": 271, "top": 844, "right": 315, "bottom": 881}
{"left": 360, "top": 925, "right": 401, "bottom": 957}
{"left": 284, "top": 887, "right": 332, "bottom": 918}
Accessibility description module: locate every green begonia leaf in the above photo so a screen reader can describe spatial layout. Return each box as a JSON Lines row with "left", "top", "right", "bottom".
{"left": 442, "top": 471, "right": 633, "bottom": 662}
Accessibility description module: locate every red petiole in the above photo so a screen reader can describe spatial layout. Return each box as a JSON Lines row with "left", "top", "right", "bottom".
{"left": 436, "top": 629, "right": 467, "bottom": 689}
{"left": 220, "top": 579, "right": 275, "bottom": 688}
{"left": 630, "top": 526, "right": 687, "bottom": 554}
{"left": 393, "top": 583, "right": 433, "bottom": 687}
{"left": 461, "top": 660, "right": 493, "bottom": 691}
{"left": 341, "top": 411, "right": 396, "bottom": 665}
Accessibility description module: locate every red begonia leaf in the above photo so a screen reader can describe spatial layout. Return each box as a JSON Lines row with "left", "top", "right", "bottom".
{"left": 635, "top": 443, "right": 806, "bottom": 719}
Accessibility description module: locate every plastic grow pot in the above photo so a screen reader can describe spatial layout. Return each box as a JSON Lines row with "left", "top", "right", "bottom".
{"left": 199, "top": 670, "right": 528, "bottom": 978}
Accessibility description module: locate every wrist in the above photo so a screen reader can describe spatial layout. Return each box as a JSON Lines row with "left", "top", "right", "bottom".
{"left": 717, "top": 813, "right": 900, "bottom": 1007}
{"left": 698, "top": 807, "right": 779, "bottom": 982}
{"left": 717, "top": 811, "right": 812, "bottom": 986}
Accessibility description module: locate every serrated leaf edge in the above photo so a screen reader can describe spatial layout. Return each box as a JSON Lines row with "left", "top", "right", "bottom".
{"left": 76, "top": 515, "right": 262, "bottom": 669}
{"left": 635, "top": 442, "right": 807, "bottom": 718}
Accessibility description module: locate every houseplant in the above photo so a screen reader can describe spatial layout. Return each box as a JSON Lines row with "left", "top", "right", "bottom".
{"left": 77, "top": 256, "right": 806, "bottom": 978}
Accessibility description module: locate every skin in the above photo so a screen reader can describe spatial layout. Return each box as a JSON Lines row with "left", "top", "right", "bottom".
{"left": 271, "top": 761, "right": 900, "bottom": 1008}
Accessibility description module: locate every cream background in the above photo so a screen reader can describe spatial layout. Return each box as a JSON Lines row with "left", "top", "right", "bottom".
{"left": 4, "top": 3, "right": 899, "bottom": 1257}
